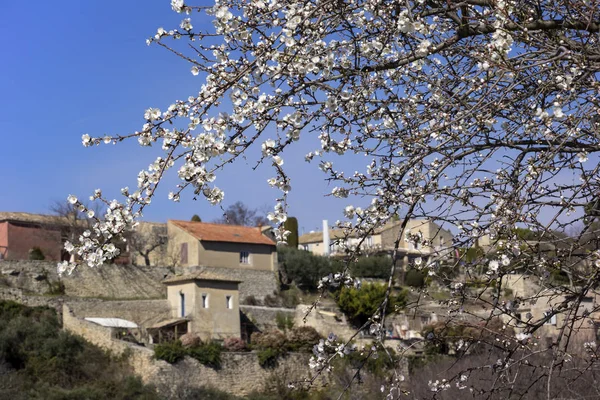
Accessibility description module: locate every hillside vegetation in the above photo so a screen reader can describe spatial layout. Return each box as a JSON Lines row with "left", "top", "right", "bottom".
{"left": 0, "top": 300, "right": 158, "bottom": 400}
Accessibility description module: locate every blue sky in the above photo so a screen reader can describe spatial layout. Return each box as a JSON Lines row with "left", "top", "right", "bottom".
{"left": 0, "top": 1, "right": 357, "bottom": 234}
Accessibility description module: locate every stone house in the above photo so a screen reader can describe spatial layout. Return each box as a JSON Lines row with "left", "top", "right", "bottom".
{"left": 0, "top": 212, "right": 67, "bottom": 261}
{"left": 162, "top": 272, "right": 242, "bottom": 340}
{"left": 167, "top": 220, "right": 277, "bottom": 271}
{"left": 299, "top": 219, "right": 454, "bottom": 267}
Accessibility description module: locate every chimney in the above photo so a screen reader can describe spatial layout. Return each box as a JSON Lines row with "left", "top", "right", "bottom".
{"left": 323, "top": 219, "right": 330, "bottom": 256}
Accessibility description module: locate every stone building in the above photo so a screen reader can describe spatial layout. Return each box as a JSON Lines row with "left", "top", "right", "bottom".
{"left": 299, "top": 218, "right": 454, "bottom": 267}
{"left": 168, "top": 220, "right": 277, "bottom": 270}
{"left": 162, "top": 272, "right": 242, "bottom": 340}
{"left": 0, "top": 212, "right": 67, "bottom": 261}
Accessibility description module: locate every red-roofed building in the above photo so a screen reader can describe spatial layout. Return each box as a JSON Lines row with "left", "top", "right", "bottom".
{"left": 167, "top": 220, "right": 277, "bottom": 272}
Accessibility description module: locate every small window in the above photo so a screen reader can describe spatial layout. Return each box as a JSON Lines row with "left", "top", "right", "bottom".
{"left": 202, "top": 293, "right": 209, "bottom": 308}
{"left": 366, "top": 236, "right": 373, "bottom": 247}
{"left": 440, "top": 236, "right": 445, "bottom": 247}
{"left": 180, "top": 292, "right": 185, "bottom": 317}
{"left": 226, "top": 295, "right": 232, "bottom": 309}
{"left": 180, "top": 243, "right": 188, "bottom": 264}
{"left": 240, "top": 251, "right": 250, "bottom": 264}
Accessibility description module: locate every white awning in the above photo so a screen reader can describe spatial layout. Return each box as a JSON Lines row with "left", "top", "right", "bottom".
{"left": 84, "top": 317, "right": 138, "bottom": 328}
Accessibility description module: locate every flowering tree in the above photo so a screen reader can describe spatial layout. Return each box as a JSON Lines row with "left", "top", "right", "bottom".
{"left": 61, "top": 0, "right": 600, "bottom": 397}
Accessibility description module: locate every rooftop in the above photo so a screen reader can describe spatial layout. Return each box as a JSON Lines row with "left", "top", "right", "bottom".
{"left": 162, "top": 271, "right": 243, "bottom": 285}
{"left": 170, "top": 220, "right": 275, "bottom": 246}
{"left": 0, "top": 211, "right": 72, "bottom": 226}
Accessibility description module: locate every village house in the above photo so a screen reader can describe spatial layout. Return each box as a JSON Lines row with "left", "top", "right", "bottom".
{"left": 167, "top": 220, "right": 277, "bottom": 271}
{"left": 158, "top": 272, "right": 242, "bottom": 341}
{"left": 299, "top": 219, "right": 454, "bottom": 267}
{"left": 0, "top": 212, "right": 70, "bottom": 261}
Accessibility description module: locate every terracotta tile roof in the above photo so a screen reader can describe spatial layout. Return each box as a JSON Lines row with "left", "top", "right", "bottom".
{"left": 162, "top": 272, "right": 242, "bottom": 285}
{"left": 170, "top": 220, "right": 276, "bottom": 246}
{"left": 0, "top": 211, "right": 71, "bottom": 226}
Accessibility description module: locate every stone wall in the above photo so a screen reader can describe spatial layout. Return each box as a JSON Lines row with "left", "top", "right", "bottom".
{"left": 0, "top": 260, "right": 279, "bottom": 301}
{"left": 66, "top": 298, "right": 171, "bottom": 327}
{"left": 241, "top": 305, "right": 296, "bottom": 331}
{"left": 63, "top": 304, "right": 322, "bottom": 398}
{"left": 0, "top": 259, "right": 171, "bottom": 299}
{"left": 186, "top": 265, "right": 278, "bottom": 300}
{"left": 0, "top": 286, "right": 64, "bottom": 313}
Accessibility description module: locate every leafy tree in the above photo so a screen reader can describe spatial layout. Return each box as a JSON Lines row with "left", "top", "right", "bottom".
{"left": 404, "top": 268, "right": 425, "bottom": 288}
{"left": 277, "top": 246, "right": 340, "bottom": 291}
{"left": 190, "top": 214, "right": 202, "bottom": 222}
{"left": 349, "top": 256, "right": 391, "bottom": 279}
{"left": 283, "top": 217, "right": 299, "bottom": 248}
{"left": 336, "top": 283, "right": 407, "bottom": 327}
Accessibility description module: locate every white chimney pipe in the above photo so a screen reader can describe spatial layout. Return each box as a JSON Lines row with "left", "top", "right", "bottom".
{"left": 323, "top": 219, "right": 330, "bottom": 256}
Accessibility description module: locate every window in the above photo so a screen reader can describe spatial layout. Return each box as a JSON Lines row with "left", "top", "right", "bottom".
{"left": 226, "top": 295, "right": 232, "bottom": 309}
{"left": 180, "top": 243, "right": 188, "bottom": 264}
{"left": 202, "top": 293, "right": 209, "bottom": 308}
{"left": 366, "top": 236, "right": 373, "bottom": 247}
{"left": 240, "top": 251, "right": 250, "bottom": 264}
{"left": 180, "top": 292, "right": 185, "bottom": 317}
{"left": 302, "top": 244, "right": 308, "bottom": 251}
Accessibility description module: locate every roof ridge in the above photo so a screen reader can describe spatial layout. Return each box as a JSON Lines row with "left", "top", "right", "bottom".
{"left": 170, "top": 219, "right": 265, "bottom": 229}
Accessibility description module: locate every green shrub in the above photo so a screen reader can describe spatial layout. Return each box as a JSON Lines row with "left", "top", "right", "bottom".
{"left": 0, "top": 300, "right": 158, "bottom": 399}
{"left": 257, "top": 347, "right": 281, "bottom": 368}
{"left": 188, "top": 341, "right": 222, "bottom": 369}
{"left": 275, "top": 312, "right": 294, "bottom": 331}
{"left": 277, "top": 246, "right": 341, "bottom": 291}
{"left": 349, "top": 256, "right": 391, "bottom": 278}
{"left": 336, "top": 283, "right": 407, "bottom": 327}
{"left": 404, "top": 269, "right": 425, "bottom": 287}
{"left": 344, "top": 345, "right": 397, "bottom": 376}
{"left": 283, "top": 217, "right": 299, "bottom": 248}
{"left": 153, "top": 340, "right": 186, "bottom": 364}
{"left": 28, "top": 247, "right": 45, "bottom": 260}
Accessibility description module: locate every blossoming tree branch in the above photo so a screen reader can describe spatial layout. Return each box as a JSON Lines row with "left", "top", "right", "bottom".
{"left": 61, "top": 0, "right": 600, "bottom": 397}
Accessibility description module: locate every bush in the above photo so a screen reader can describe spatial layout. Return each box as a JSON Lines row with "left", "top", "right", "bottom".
{"left": 336, "top": 283, "right": 407, "bottom": 327}
{"left": 251, "top": 330, "right": 287, "bottom": 351}
{"left": 257, "top": 347, "right": 281, "bottom": 368}
{"left": 275, "top": 312, "right": 294, "bottom": 331}
{"left": 154, "top": 340, "right": 186, "bottom": 364}
{"left": 242, "top": 295, "right": 261, "bottom": 306}
{"left": 286, "top": 326, "right": 322, "bottom": 352}
{"left": 404, "top": 269, "right": 426, "bottom": 287}
{"left": 188, "top": 341, "right": 222, "bottom": 369}
{"left": 344, "top": 345, "right": 397, "bottom": 376}
{"left": 263, "top": 293, "right": 280, "bottom": 308}
{"left": 349, "top": 256, "right": 392, "bottom": 279}
{"left": 28, "top": 247, "right": 45, "bottom": 260}
{"left": 277, "top": 246, "right": 341, "bottom": 291}
{"left": 0, "top": 300, "right": 158, "bottom": 399}
{"left": 279, "top": 285, "right": 301, "bottom": 308}
{"left": 223, "top": 337, "right": 247, "bottom": 352}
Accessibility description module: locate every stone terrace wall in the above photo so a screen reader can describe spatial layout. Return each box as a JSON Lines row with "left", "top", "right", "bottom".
{"left": 67, "top": 298, "right": 171, "bottom": 327}
{"left": 187, "top": 265, "right": 278, "bottom": 300}
{"left": 63, "top": 304, "right": 320, "bottom": 398}
{"left": 0, "top": 260, "right": 171, "bottom": 299}
{"left": 241, "top": 305, "right": 296, "bottom": 331}
{"left": 1, "top": 260, "right": 279, "bottom": 300}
